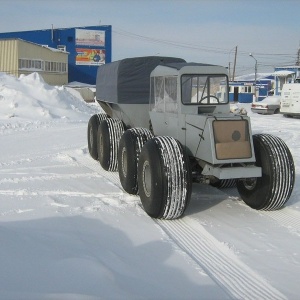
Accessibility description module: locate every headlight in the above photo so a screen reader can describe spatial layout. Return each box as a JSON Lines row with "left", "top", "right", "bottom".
{"left": 213, "top": 120, "right": 252, "bottom": 160}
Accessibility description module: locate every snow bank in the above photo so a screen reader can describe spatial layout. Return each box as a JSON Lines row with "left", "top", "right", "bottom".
{"left": 0, "top": 72, "right": 99, "bottom": 125}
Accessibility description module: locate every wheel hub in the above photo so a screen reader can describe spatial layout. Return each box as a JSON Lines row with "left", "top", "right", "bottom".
{"left": 142, "top": 160, "right": 151, "bottom": 197}
{"left": 121, "top": 147, "right": 127, "bottom": 177}
{"left": 89, "top": 127, "right": 93, "bottom": 147}
{"left": 241, "top": 177, "right": 257, "bottom": 190}
{"left": 99, "top": 133, "right": 103, "bottom": 161}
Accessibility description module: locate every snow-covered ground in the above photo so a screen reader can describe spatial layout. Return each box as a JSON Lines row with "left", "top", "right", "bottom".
{"left": 0, "top": 72, "right": 299, "bottom": 300}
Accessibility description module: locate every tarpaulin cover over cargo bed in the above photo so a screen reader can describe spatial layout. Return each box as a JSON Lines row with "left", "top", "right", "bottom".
{"left": 96, "top": 56, "right": 185, "bottom": 104}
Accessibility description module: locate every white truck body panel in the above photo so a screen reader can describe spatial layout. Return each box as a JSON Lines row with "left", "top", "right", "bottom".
{"left": 280, "top": 83, "right": 300, "bottom": 116}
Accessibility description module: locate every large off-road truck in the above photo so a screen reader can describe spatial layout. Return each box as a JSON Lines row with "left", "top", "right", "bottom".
{"left": 87, "top": 56, "right": 295, "bottom": 220}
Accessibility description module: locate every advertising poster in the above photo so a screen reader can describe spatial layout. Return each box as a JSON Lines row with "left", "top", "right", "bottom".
{"left": 76, "top": 49, "right": 106, "bottom": 66}
{"left": 75, "top": 29, "right": 105, "bottom": 46}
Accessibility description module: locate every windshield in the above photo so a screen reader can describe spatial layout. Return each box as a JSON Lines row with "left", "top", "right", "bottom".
{"left": 181, "top": 74, "right": 228, "bottom": 105}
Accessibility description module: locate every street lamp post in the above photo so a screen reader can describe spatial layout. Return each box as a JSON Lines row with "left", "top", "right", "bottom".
{"left": 249, "top": 53, "right": 257, "bottom": 102}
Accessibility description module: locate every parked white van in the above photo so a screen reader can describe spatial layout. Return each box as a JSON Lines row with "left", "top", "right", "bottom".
{"left": 280, "top": 83, "right": 300, "bottom": 117}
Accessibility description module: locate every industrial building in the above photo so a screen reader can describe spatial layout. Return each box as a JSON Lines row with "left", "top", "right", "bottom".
{"left": 229, "top": 73, "right": 273, "bottom": 103}
{"left": 0, "top": 38, "right": 68, "bottom": 85}
{"left": 273, "top": 66, "right": 300, "bottom": 95}
{"left": 229, "top": 66, "right": 300, "bottom": 103}
{"left": 0, "top": 25, "right": 112, "bottom": 84}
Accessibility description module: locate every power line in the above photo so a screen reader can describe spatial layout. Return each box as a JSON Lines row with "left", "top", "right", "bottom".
{"left": 113, "top": 28, "right": 235, "bottom": 55}
{"left": 113, "top": 27, "right": 296, "bottom": 58}
{"left": 112, "top": 28, "right": 299, "bottom": 74}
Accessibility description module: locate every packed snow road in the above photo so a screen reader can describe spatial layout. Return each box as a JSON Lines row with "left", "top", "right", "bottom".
{"left": 0, "top": 72, "right": 299, "bottom": 299}
{"left": 0, "top": 122, "right": 231, "bottom": 299}
{"left": 0, "top": 118, "right": 299, "bottom": 299}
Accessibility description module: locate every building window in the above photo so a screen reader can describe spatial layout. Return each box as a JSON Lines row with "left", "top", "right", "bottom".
{"left": 57, "top": 45, "right": 66, "bottom": 52}
{"left": 246, "top": 86, "right": 252, "bottom": 93}
{"left": 45, "top": 61, "right": 50, "bottom": 71}
{"left": 19, "top": 59, "right": 43, "bottom": 71}
{"left": 19, "top": 58, "right": 67, "bottom": 74}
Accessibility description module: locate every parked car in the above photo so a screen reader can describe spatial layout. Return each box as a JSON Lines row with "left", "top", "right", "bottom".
{"left": 251, "top": 96, "right": 280, "bottom": 115}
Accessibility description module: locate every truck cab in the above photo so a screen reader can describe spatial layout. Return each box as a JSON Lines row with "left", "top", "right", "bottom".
{"left": 149, "top": 63, "right": 260, "bottom": 181}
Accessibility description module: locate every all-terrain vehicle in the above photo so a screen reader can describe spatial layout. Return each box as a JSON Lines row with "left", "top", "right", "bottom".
{"left": 87, "top": 56, "right": 295, "bottom": 220}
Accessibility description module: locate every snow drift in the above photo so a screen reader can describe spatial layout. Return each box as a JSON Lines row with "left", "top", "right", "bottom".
{"left": 0, "top": 72, "right": 96, "bottom": 122}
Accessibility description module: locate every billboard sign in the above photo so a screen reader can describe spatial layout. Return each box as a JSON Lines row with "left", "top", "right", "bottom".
{"left": 76, "top": 48, "right": 106, "bottom": 66}
{"left": 75, "top": 29, "right": 105, "bottom": 47}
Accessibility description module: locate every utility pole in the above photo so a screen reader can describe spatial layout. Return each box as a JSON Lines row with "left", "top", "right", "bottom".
{"left": 249, "top": 53, "right": 258, "bottom": 102}
{"left": 228, "top": 46, "right": 237, "bottom": 81}
{"left": 232, "top": 46, "right": 237, "bottom": 81}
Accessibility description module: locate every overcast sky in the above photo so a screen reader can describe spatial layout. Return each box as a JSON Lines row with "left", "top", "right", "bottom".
{"left": 1, "top": 0, "right": 300, "bottom": 75}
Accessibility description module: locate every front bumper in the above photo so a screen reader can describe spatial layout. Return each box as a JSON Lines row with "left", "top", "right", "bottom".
{"left": 202, "top": 164, "right": 262, "bottom": 179}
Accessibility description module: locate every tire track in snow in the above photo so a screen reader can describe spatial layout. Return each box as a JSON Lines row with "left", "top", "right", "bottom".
{"left": 226, "top": 193, "right": 300, "bottom": 237}
{"left": 261, "top": 208, "right": 300, "bottom": 237}
{"left": 157, "top": 217, "right": 286, "bottom": 300}
{"left": 0, "top": 152, "right": 77, "bottom": 169}
{"left": 0, "top": 189, "right": 118, "bottom": 198}
{"left": 73, "top": 149, "right": 286, "bottom": 299}
{"left": 77, "top": 149, "right": 300, "bottom": 240}
{"left": 70, "top": 148, "right": 122, "bottom": 188}
{"left": 62, "top": 149, "right": 142, "bottom": 212}
{"left": 0, "top": 172, "right": 102, "bottom": 184}
{"left": 81, "top": 145, "right": 300, "bottom": 239}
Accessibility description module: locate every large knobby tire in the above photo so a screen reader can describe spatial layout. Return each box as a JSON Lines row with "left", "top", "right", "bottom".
{"left": 138, "top": 136, "right": 192, "bottom": 220}
{"left": 98, "top": 118, "right": 124, "bottom": 171}
{"left": 237, "top": 134, "right": 295, "bottom": 210}
{"left": 118, "top": 128, "right": 153, "bottom": 195}
{"left": 87, "top": 113, "right": 107, "bottom": 160}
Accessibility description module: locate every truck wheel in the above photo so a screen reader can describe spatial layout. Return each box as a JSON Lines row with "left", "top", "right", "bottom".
{"left": 237, "top": 134, "right": 295, "bottom": 210}
{"left": 87, "top": 113, "right": 107, "bottom": 160}
{"left": 98, "top": 118, "right": 124, "bottom": 171}
{"left": 118, "top": 128, "right": 153, "bottom": 195}
{"left": 211, "top": 179, "right": 236, "bottom": 188}
{"left": 138, "top": 136, "right": 192, "bottom": 219}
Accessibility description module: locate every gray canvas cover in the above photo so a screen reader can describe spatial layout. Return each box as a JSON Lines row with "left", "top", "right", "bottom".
{"left": 96, "top": 56, "right": 185, "bottom": 104}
